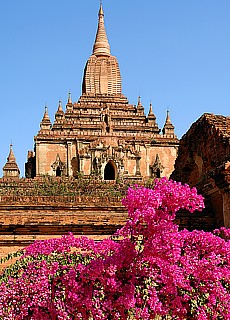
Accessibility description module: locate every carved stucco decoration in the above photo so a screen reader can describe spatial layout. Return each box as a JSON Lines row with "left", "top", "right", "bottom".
{"left": 150, "top": 154, "right": 164, "bottom": 178}
{"left": 51, "top": 154, "right": 66, "bottom": 175}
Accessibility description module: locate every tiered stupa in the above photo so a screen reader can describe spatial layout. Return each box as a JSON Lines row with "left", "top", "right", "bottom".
{"left": 26, "top": 4, "right": 179, "bottom": 180}
{"left": 3, "top": 144, "right": 20, "bottom": 178}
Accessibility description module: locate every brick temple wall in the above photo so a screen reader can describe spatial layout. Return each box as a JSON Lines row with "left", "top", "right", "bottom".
{"left": 0, "top": 195, "right": 127, "bottom": 270}
{"left": 0, "top": 195, "right": 215, "bottom": 270}
{"left": 0, "top": 176, "right": 217, "bottom": 270}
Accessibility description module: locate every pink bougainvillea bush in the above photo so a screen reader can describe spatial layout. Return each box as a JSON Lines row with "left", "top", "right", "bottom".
{"left": 0, "top": 177, "right": 230, "bottom": 319}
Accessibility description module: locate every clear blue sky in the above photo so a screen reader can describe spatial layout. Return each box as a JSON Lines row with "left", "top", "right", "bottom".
{"left": 0, "top": 0, "right": 229, "bottom": 176}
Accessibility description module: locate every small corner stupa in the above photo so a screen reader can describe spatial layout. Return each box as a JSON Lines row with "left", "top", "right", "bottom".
{"left": 3, "top": 144, "right": 20, "bottom": 179}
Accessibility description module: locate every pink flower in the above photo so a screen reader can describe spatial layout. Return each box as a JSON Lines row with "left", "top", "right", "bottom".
{"left": 0, "top": 178, "right": 229, "bottom": 319}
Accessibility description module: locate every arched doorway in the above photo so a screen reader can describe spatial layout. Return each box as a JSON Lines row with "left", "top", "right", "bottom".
{"left": 156, "top": 168, "right": 161, "bottom": 178}
{"left": 104, "top": 161, "right": 116, "bottom": 180}
{"left": 56, "top": 166, "right": 61, "bottom": 177}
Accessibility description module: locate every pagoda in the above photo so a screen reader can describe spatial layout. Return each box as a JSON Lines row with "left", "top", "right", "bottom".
{"left": 26, "top": 4, "right": 179, "bottom": 180}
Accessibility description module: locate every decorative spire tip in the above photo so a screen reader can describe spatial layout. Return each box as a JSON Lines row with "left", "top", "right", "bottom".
{"left": 93, "top": 0, "right": 110, "bottom": 56}
{"left": 68, "top": 90, "right": 72, "bottom": 104}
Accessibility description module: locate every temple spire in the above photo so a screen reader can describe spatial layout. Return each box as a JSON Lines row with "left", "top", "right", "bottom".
{"left": 57, "top": 100, "right": 63, "bottom": 112}
{"left": 137, "top": 96, "right": 144, "bottom": 114}
{"left": 162, "top": 110, "right": 176, "bottom": 137}
{"left": 66, "top": 91, "right": 73, "bottom": 111}
{"left": 148, "top": 102, "right": 156, "bottom": 121}
{"left": 67, "top": 91, "right": 72, "bottom": 104}
{"left": 43, "top": 106, "right": 50, "bottom": 120}
{"left": 55, "top": 99, "right": 65, "bottom": 122}
{"left": 82, "top": 4, "right": 122, "bottom": 95}
{"left": 3, "top": 144, "right": 20, "bottom": 178}
{"left": 40, "top": 106, "right": 52, "bottom": 130}
{"left": 148, "top": 102, "right": 154, "bottom": 116}
{"left": 93, "top": 3, "right": 111, "bottom": 56}
{"left": 138, "top": 96, "right": 141, "bottom": 107}
{"left": 147, "top": 102, "right": 160, "bottom": 133}
{"left": 8, "top": 144, "right": 16, "bottom": 163}
{"left": 165, "top": 110, "right": 171, "bottom": 124}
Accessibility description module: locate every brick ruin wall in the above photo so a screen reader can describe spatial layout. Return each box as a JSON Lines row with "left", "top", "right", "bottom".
{"left": 171, "top": 114, "right": 230, "bottom": 228}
